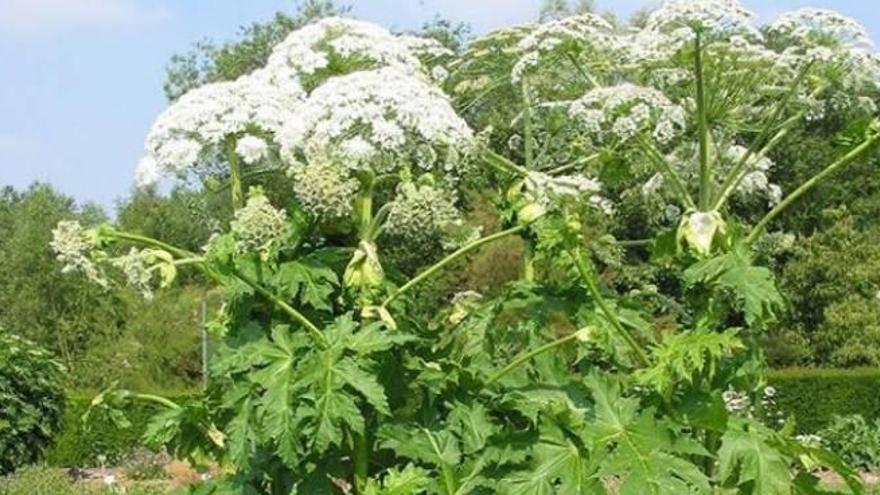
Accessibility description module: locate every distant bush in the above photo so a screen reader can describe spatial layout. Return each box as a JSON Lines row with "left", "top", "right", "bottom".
{"left": 0, "top": 329, "right": 65, "bottom": 474}
{"left": 768, "top": 368, "right": 880, "bottom": 433}
{"left": 818, "top": 415, "right": 880, "bottom": 471}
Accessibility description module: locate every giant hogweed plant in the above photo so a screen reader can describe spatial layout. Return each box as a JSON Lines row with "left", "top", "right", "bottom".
{"left": 54, "top": 2, "right": 880, "bottom": 493}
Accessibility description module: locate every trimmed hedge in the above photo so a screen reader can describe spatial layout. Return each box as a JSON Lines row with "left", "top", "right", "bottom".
{"left": 768, "top": 368, "right": 880, "bottom": 434}
{"left": 43, "top": 392, "right": 193, "bottom": 467}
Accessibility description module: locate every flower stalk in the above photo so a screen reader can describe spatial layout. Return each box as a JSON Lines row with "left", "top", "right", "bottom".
{"left": 745, "top": 129, "right": 880, "bottom": 244}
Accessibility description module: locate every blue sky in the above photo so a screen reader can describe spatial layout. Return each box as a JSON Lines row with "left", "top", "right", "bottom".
{"left": 1, "top": 0, "right": 878, "bottom": 211}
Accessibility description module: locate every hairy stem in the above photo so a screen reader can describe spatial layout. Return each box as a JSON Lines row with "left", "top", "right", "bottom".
{"left": 485, "top": 332, "right": 582, "bottom": 386}
{"left": 483, "top": 148, "right": 529, "bottom": 177}
{"left": 569, "top": 245, "right": 651, "bottom": 367}
{"left": 353, "top": 431, "right": 369, "bottom": 494}
{"left": 694, "top": 32, "right": 712, "bottom": 210}
{"left": 382, "top": 225, "right": 527, "bottom": 307}
{"left": 745, "top": 131, "right": 880, "bottom": 245}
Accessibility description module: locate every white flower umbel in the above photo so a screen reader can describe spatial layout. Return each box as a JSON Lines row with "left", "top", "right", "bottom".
{"left": 643, "top": 0, "right": 757, "bottom": 38}
{"left": 512, "top": 13, "right": 621, "bottom": 83}
{"left": 768, "top": 9, "right": 872, "bottom": 51}
{"left": 141, "top": 69, "right": 303, "bottom": 187}
{"left": 230, "top": 191, "right": 289, "bottom": 259}
{"left": 265, "top": 17, "right": 424, "bottom": 89}
{"left": 569, "top": 83, "right": 686, "bottom": 146}
{"left": 626, "top": 0, "right": 759, "bottom": 63}
{"left": 767, "top": 9, "right": 880, "bottom": 91}
{"left": 289, "top": 159, "right": 361, "bottom": 221}
{"left": 50, "top": 221, "right": 108, "bottom": 287}
{"left": 278, "top": 67, "right": 473, "bottom": 175}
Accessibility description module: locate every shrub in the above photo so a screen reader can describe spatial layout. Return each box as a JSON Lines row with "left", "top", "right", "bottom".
{"left": 818, "top": 415, "right": 880, "bottom": 470}
{"left": 768, "top": 368, "right": 880, "bottom": 433}
{"left": 44, "top": 393, "right": 192, "bottom": 468}
{"left": 0, "top": 329, "right": 65, "bottom": 474}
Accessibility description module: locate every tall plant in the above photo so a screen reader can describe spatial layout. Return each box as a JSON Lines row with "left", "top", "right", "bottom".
{"left": 57, "top": 2, "right": 880, "bottom": 493}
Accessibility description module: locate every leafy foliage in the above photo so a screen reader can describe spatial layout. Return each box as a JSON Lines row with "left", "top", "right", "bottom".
{"left": 50, "top": 2, "right": 880, "bottom": 493}
{"left": 0, "top": 329, "right": 65, "bottom": 474}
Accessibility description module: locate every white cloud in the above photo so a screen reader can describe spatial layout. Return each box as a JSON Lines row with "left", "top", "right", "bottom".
{"left": 0, "top": 0, "right": 170, "bottom": 35}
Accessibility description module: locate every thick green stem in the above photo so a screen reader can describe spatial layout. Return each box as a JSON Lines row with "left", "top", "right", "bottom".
{"left": 694, "top": 32, "right": 712, "bottom": 210}
{"left": 129, "top": 392, "right": 181, "bottom": 410}
{"left": 485, "top": 332, "right": 581, "bottom": 386}
{"left": 356, "top": 173, "right": 376, "bottom": 240}
{"left": 745, "top": 131, "right": 880, "bottom": 245}
{"left": 353, "top": 431, "right": 369, "bottom": 494}
{"left": 233, "top": 268, "right": 328, "bottom": 349}
{"left": 483, "top": 149, "right": 529, "bottom": 177}
{"left": 639, "top": 137, "right": 697, "bottom": 210}
{"left": 522, "top": 240, "right": 536, "bottom": 282}
{"left": 382, "top": 225, "right": 527, "bottom": 307}
{"left": 566, "top": 52, "right": 601, "bottom": 89}
{"left": 569, "top": 245, "right": 651, "bottom": 367}
{"left": 227, "top": 138, "right": 243, "bottom": 210}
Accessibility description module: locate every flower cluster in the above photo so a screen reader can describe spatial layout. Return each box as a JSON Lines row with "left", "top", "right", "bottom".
{"left": 511, "top": 14, "right": 620, "bottom": 83}
{"left": 767, "top": 9, "right": 880, "bottom": 91}
{"left": 139, "top": 70, "right": 303, "bottom": 187}
{"left": 278, "top": 67, "right": 473, "bottom": 174}
{"left": 625, "top": 0, "right": 760, "bottom": 63}
{"left": 264, "top": 17, "right": 423, "bottom": 89}
{"left": 289, "top": 159, "right": 360, "bottom": 221}
{"left": 768, "top": 9, "right": 872, "bottom": 51}
{"left": 50, "top": 221, "right": 107, "bottom": 287}
{"left": 229, "top": 191, "right": 289, "bottom": 258}
{"left": 643, "top": 0, "right": 758, "bottom": 38}
{"left": 383, "top": 182, "right": 467, "bottom": 250}
{"left": 110, "top": 248, "right": 156, "bottom": 300}
{"left": 523, "top": 171, "right": 612, "bottom": 216}
{"left": 568, "top": 83, "right": 686, "bottom": 145}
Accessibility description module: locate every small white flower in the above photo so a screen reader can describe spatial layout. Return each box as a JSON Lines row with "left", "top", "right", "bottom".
{"left": 236, "top": 136, "right": 270, "bottom": 165}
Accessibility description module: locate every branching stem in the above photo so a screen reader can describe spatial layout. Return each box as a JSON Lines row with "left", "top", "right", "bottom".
{"left": 382, "top": 225, "right": 527, "bottom": 308}
{"left": 745, "top": 131, "right": 880, "bottom": 245}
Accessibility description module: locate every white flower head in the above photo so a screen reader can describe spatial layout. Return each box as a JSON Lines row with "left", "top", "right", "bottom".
{"left": 569, "top": 83, "right": 686, "bottom": 145}
{"left": 236, "top": 135, "right": 270, "bottom": 165}
{"left": 523, "top": 171, "right": 611, "bottom": 216}
{"left": 767, "top": 9, "right": 879, "bottom": 90}
{"left": 143, "top": 69, "right": 303, "bottom": 185}
{"left": 512, "top": 14, "right": 621, "bottom": 83}
{"left": 644, "top": 0, "right": 757, "bottom": 38}
{"left": 265, "top": 18, "right": 424, "bottom": 90}
{"left": 278, "top": 67, "right": 473, "bottom": 175}
{"left": 50, "top": 221, "right": 108, "bottom": 287}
